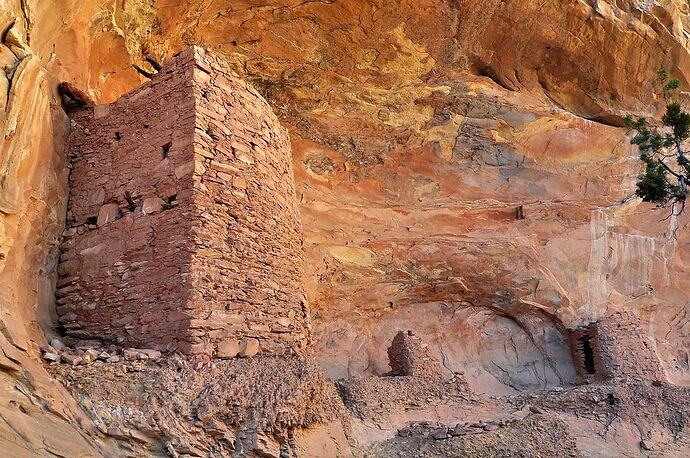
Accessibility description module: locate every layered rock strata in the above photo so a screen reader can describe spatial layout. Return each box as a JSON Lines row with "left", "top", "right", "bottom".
{"left": 57, "top": 46, "right": 309, "bottom": 356}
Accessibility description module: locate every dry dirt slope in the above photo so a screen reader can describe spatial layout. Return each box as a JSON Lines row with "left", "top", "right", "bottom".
{"left": 2, "top": 0, "right": 690, "bottom": 455}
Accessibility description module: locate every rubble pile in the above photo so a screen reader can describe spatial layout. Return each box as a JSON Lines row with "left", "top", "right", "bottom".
{"left": 41, "top": 338, "right": 162, "bottom": 366}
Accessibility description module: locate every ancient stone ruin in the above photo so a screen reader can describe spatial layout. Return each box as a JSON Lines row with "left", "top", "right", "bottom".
{"left": 386, "top": 330, "right": 444, "bottom": 380}
{"left": 568, "top": 311, "right": 665, "bottom": 382}
{"left": 56, "top": 46, "right": 309, "bottom": 357}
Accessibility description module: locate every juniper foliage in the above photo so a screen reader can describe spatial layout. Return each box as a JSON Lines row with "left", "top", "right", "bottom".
{"left": 624, "top": 69, "right": 690, "bottom": 213}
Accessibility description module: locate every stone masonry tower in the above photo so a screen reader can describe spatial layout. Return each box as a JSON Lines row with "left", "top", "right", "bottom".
{"left": 56, "top": 47, "right": 309, "bottom": 356}
{"left": 568, "top": 311, "right": 665, "bottom": 382}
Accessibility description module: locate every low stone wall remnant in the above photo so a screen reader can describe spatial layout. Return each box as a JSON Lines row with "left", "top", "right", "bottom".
{"left": 568, "top": 311, "right": 665, "bottom": 382}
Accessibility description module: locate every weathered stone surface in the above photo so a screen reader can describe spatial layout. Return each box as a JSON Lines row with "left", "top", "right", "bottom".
{"left": 9, "top": 0, "right": 688, "bottom": 393}
{"left": 239, "top": 338, "right": 260, "bottom": 358}
{"left": 216, "top": 339, "right": 240, "bottom": 359}
{"left": 96, "top": 203, "right": 121, "bottom": 226}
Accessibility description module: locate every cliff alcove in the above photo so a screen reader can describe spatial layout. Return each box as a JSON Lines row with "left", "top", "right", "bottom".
{"left": 2, "top": 1, "right": 690, "bottom": 456}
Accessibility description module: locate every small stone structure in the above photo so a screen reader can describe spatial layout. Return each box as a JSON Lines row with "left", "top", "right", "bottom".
{"left": 386, "top": 330, "right": 444, "bottom": 380}
{"left": 56, "top": 46, "right": 309, "bottom": 356}
{"left": 568, "top": 311, "right": 665, "bottom": 382}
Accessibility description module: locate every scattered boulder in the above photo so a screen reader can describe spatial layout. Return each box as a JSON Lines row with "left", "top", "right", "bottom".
{"left": 431, "top": 427, "right": 449, "bottom": 440}
{"left": 139, "top": 349, "right": 162, "bottom": 361}
{"left": 123, "top": 348, "right": 162, "bottom": 361}
{"left": 42, "top": 352, "right": 61, "bottom": 363}
{"left": 239, "top": 338, "right": 260, "bottom": 358}
{"left": 123, "top": 348, "right": 139, "bottom": 361}
{"left": 142, "top": 197, "right": 165, "bottom": 215}
{"left": 50, "top": 338, "right": 65, "bottom": 350}
{"left": 84, "top": 348, "right": 100, "bottom": 361}
{"left": 398, "top": 427, "right": 412, "bottom": 437}
{"left": 398, "top": 419, "right": 510, "bottom": 440}
{"left": 41, "top": 343, "right": 163, "bottom": 367}
{"left": 62, "top": 354, "right": 82, "bottom": 366}
{"left": 449, "top": 424, "right": 466, "bottom": 437}
{"left": 529, "top": 405, "right": 545, "bottom": 414}
{"left": 217, "top": 339, "right": 241, "bottom": 359}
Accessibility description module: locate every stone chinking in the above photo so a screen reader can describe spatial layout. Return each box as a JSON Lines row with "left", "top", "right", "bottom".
{"left": 56, "top": 46, "right": 310, "bottom": 358}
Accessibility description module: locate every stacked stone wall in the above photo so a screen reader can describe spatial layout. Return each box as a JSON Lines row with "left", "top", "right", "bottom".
{"left": 568, "top": 325, "right": 607, "bottom": 381}
{"left": 596, "top": 311, "right": 665, "bottom": 381}
{"left": 184, "top": 48, "right": 309, "bottom": 355}
{"left": 386, "top": 330, "right": 444, "bottom": 380}
{"left": 57, "top": 51, "right": 198, "bottom": 348}
{"left": 569, "top": 311, "right": 665, "bottom": 382}
{"left": 56, "top": 46, "right": 309, "bottom": 356}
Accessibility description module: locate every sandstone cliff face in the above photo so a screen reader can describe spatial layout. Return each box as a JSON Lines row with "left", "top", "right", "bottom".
{"left": 3, "top": 0, "right": 690, "bottom": 454}
{"left": 0, "top": 3, "right": 122, "bottom": 455}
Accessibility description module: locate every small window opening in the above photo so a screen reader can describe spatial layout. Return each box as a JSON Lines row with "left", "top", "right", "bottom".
{"left": 163, "top": 194, "right": 177, "bottom": 209}
{"left": 516, "top": 205, "right": 525, "bottom": 220}
{"left": 578, "top": 334, "right": 596, "bottom": 375}
{"left": 161, "top": 142, "right": 172, "bottom": 159}
{"left": 115, "top": 132, "right": 122, "bottom": 141}
{"left": 86, "top": 216, "right": 98, "bottom": 225}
